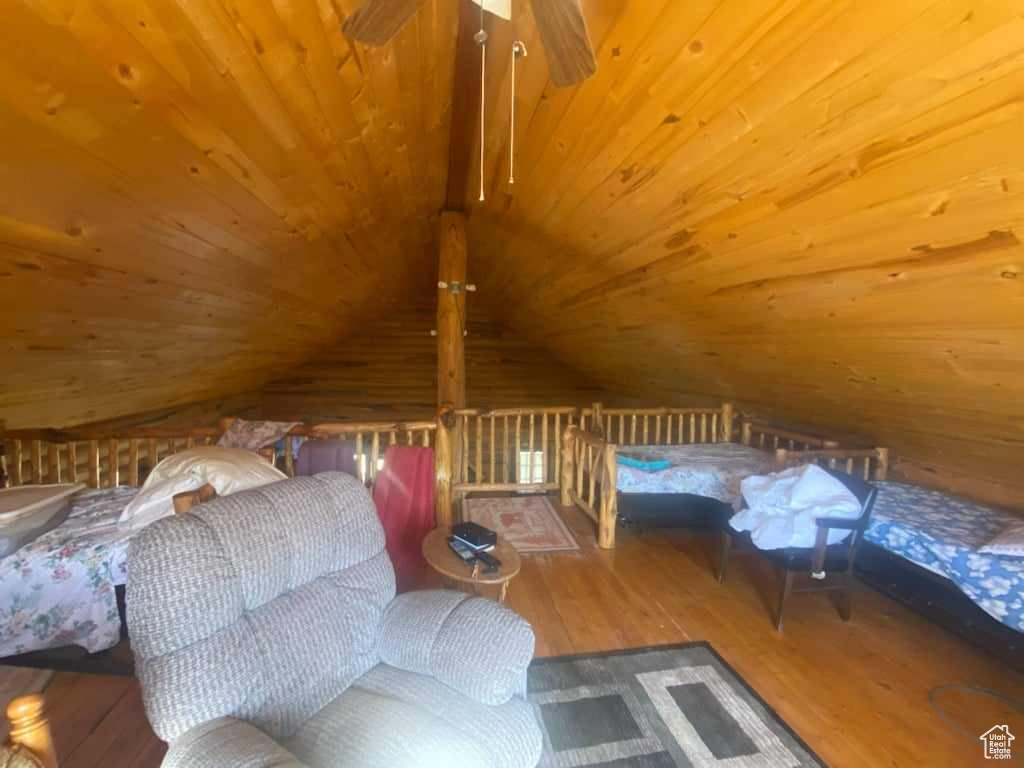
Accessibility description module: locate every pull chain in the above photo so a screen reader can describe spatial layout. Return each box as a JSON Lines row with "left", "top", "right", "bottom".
{"left": 474, "top": 1, "right": 488, "bottom": 202}
{"left": 509, "top": 41, "right": 527, "bottom": 184}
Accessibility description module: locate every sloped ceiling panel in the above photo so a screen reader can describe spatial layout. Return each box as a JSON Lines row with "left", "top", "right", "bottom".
{"left": 464, "top": 0, "right": 1024, "bottom": 503}
{"left": 0, "top": 0, "right": 458, "bottom": 428}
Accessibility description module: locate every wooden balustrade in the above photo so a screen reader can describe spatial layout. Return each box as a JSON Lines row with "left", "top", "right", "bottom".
{"left": 304, "top": 419, "right": 435, "bottom": 486}
{"left": 0, "top": 430, "right": 219, "bottom": 489}
{"left": 774, "top": 446, "right": 890, "bottom": 481}
{"left": 4, "top": 405, "right": 890, "bottom": 545}
{"left": 740, "top": 420, "right": 838, "bottom": 452}
{"left": 0, "top": 419, "right": 436, "bottom": 489}
{"left": 450, "top": 406, "right": 578, "bottom": 495}
{"left": 580, "top": 402, "right": 734, "bottom": 445}
{"left": 562, "top": 411, "right": 890, "bottom": 548}
{"left": 561, "top": 425, "right": 617, "bottom": 549}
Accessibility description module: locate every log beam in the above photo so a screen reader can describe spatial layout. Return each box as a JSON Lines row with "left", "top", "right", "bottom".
{"left": 437, "top": 211, "right": 467, "bottom": 408}
{"left": 437, "top": 211, "right": 468, "bottom": 525}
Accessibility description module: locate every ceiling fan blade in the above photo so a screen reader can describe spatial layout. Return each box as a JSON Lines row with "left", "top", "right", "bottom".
{"left": 342, "top": 0, "right": 427, "bottom": 46}
{"left": 530, "top": 0, "right": 597, "bottom": 87}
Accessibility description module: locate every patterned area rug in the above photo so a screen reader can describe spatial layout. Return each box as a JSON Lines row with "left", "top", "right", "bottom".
{"left": 464, "top": 495, "right": 579, "bottom": 553}
{"left": 528, "top": 643, "right": 824, "bottom": 767}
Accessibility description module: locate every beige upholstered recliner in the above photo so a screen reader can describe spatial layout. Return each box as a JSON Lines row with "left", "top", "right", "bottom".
{"left": 127, "top": 472, "right": 543, "bottom": 768}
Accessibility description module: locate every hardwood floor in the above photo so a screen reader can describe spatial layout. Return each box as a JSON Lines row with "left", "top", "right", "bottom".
{"left": 8, "top": 500, "right": 1022, "bottom": 767}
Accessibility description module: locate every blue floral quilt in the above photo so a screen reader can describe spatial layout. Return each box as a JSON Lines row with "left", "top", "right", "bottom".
{"left": 865, "top": 482, "right": 1024, "bottom": 632}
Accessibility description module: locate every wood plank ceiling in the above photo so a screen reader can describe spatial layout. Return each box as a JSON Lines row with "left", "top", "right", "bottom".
{"left": 1, "top": 0, "right": 1021, "bottom": 504}
{"left": 462, "top": 0, "right": 1024, "bottom": 503}
{"left": 0, "top": 0, "right": 458, "bottom": 428}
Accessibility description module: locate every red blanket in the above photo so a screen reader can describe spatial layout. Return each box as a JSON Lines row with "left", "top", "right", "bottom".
{"left": 372, "top": 445, "right": 436, "bottom": 592}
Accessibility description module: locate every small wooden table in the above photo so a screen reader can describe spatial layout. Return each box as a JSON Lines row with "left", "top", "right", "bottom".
{"left": 421, "top": 527, "right": 522, "bottom": 604}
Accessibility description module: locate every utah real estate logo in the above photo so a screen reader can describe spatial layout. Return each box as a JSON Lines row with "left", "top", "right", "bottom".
{"left": 980, "top": 725, "right": 1014, "bottom": 760}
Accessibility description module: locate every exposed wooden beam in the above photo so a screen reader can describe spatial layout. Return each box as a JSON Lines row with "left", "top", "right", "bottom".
{"left": 445, "top": 0, "right": 488, "bottom": 210}
{"left": 437, "top": 211, "right": 468, "bottom": 407}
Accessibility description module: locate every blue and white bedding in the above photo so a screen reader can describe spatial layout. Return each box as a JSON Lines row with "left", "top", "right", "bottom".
{"left": 865, "top": 482, "right": 1024, "bottom": 632}
{"left": 0, "top": 486, "right": 137, "bottom": 656}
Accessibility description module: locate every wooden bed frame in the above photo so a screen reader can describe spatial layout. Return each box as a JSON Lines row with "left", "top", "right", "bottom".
{"left": 560, "top": 406, "right": 890, "bottom": 549}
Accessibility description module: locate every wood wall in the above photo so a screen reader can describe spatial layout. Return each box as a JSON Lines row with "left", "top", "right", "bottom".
{"left": 0, "top": 0, "right": 457, "bottom": 430}
{"left": 461, "top": 0, "right": 1024, "bottom": 508}
{"left": 1, "top": 1, "right": 1021, "bottom": 508}
{"left": 257, "top": 303, "right": 611, "bottom": 423}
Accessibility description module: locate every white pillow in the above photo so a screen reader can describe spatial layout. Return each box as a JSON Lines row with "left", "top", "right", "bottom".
{"left": 979, "top": 521, "right": 1024, "bottom": 558}
{"left": 117, "top": 473, "right": 206, "bottom": 532}
{"left": 118, "top": 447, "right": 286, "bottom": 530}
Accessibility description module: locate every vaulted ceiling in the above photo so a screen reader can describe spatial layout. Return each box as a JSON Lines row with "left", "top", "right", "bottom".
{"left": 1, "top": 0, "right": 457, "bottom": 427}
{"left": 1, "top": 1, "right": 1022, "bottom": 503}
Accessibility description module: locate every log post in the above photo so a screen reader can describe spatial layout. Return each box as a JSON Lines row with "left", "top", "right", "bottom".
{"left": 437, "top": 211, "right": 467, "bottom": 506}
{"left": 108, "top": 439, "right": 119, "bottom": 487}
{"left": 598, "top": 442, "right": 618, "bottom": 549}
{"left": 591, "top": 402, "right": 604, "bottom": 436}
{"left": 437, "top": 211, "right": 467, "bottom": 408}
{"left": 67, "top": 442, "right": 78, "bottom": 483}
{"left": 47, "top": 443, "right": 60, "bottom": 484}
{"left": 875, "top": 447, "right": 890, "bottom": 481}
{"left": 560, "top": 426, "right": 575, "bottom": 506}
{"left": 720, "top": 402, "right": 734, "bottom": 443}
{"left": 740, "top": 421, "right": 752, "bottom": 446}
{"left": 7, "top": 694, "right": 57, "bottom": 768}
{"left": 435, "top": 405, "right": 455, "bottom": 527}
{"left": 11, "top": 440, "right": 22, "bottom": 486}
{"left": 128, "top": 439, "right": 140, "bottom": 486}
{"left": 87, "top": 441, "right": 100, "bottom": 488}
{"left": 31, "top": 441, "right": 43, "bottom": 485}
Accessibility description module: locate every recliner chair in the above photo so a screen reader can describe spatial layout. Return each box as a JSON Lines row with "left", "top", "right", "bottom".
{"left": 127, "top": 472, "right": 543, "bottom": 768}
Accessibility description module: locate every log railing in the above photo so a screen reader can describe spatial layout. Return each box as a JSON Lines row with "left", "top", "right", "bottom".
{"left": 3, "top": 405, "right": 890, "bottom": 544}
{"left": 446, "top": 406, "right": 578, "bottom": 495}
{"left": 561, "top": 416, "right": 890, "bottom": 549}
{"left": 740, "top": 420, "right": 837, "bottom": 452}
{"left": 1, "top": 428, "right": 220, "bottom": 489}
{"left": 300, "top": 419, "right": 435, "bottom": 486}
{"left": 1, "top": 419, "right": 437, "bottom": 490}
{"left": 560, "top": 425, "right": 617, "bottom": 548}
{"left": 580, "top": 403, "right": 734, "bottom": 445}
{"left": 775, "top": 447, "right": 890, "bottom": 481}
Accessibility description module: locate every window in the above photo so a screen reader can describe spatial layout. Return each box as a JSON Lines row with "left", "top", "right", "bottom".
{"left": 518, "top": 450, "right": 545, "bottom": 484}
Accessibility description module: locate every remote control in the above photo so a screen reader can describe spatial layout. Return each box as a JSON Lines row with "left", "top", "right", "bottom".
{"left": 474, "top": 550, "right": 501, "bottom": 572}
{"left": 448, "top": 538, "right": 479, "bottom": 570}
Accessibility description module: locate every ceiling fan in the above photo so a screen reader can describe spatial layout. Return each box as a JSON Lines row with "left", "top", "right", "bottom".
{"left": 342, "top": 0, "right": 597, "bottom": 87}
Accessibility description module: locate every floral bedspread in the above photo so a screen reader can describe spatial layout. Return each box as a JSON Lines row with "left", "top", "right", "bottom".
{"left": 0, "top": 486, "right": 137, "bottom": 656}
{"left": 865, "top": 482, "right": 1024, "bottom": 632}
{"left": 615, "top": 444, "right": 775, "bottom": 506}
